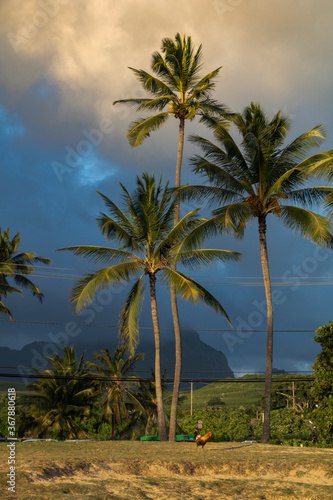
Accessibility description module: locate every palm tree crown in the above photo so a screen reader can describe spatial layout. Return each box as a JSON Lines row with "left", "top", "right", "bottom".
{"left": 58, "top": 172, "right": 239, "bottom": 352}
{"left": 87, "top": 346, "right": 144, "bottom": 439}
{"left": 0, "top": 227, "right": 51, "bottom": 319}
{"left": 114, "top": 32, "right": 227, "bottom": 148}
{"left": 27, "top": 346, "right": 100, "bottom": 440}
{"left": 184, "top": 102, "right": 333, "bottom": 244}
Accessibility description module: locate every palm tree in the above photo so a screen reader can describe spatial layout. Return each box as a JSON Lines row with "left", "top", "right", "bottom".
{"left": 0, "top": 227, "right": 51, "bottom": 319}
{"left": 114, "top": 33, "right": 228, "bottom": 440}
{"left": 130, "top": 370, "right": 171, "bottom": 438}
{"left": 87, "top": 346, "right": 144, "bottom": 439}
{"left": 57, "top": 172, "right": 239, "bottom": 440}
{"left": 177, "top": 102, "right": 333, "bottom": 443}
{"left": 27, "top": 346, "right": 100, "bottom": 440}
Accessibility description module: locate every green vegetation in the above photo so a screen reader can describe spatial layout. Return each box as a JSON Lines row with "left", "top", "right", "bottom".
{"left": 25, "top": 346, "right": 100, "bottom": 440}
{"left": 310, "top": 322, "right": 333, "bottom": 442}
{"left": 177, "top": 376, "right": 266, "bottom": 411}
{"left": 87, "top": 346, "right": 144, "bottom": 439}
{"left": 0, "top": 227, "right": 51, "bottom": 319}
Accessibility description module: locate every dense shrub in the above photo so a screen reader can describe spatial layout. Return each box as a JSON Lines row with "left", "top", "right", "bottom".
{"left": 255, "top": 409, "right": 314, "bottom": 442}
{"left": 310, "top": 397, "right": 333, "bottom": 443}
{"left": 180, "top": 408, "right": 253, "bottom": 442}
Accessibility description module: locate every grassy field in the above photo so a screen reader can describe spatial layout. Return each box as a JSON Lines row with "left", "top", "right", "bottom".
{"left": 1, "top": 440, "right": 332, "bottom": 499}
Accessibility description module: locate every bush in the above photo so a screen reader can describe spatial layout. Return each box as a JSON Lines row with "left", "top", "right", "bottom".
{"left": 180, "top": 408, "right": 254, "bottom": 442}
{"left": 310, "top": 397, "right": 333, "bottom": 443}
{"left": 255, "top": 409, "right": 314, "bottom": 442}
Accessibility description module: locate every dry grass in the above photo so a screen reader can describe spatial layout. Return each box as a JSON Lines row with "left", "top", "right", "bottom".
{"left": 1, "top": 440, "right": 333, "bottom": 499}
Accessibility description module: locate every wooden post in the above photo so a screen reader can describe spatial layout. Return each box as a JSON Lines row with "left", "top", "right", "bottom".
{"left": 292, "top": 381, "right": 296, "bottom": 411}
{"left": 190, "top": 381, "right": 193, "bottom": 416}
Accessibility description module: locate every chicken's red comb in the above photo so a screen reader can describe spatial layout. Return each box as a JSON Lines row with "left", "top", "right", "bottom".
{"left": 208, "top": 431, "right": 212, "bottom": 436}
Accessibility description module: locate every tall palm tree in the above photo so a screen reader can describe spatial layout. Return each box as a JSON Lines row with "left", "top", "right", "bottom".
{"left": 87, "top": 346, "right": 144, "bottom": 439}
{"left": 27, "top": 346, "right": 100, "bottom": 440}
{"left": 114, "top": 33, "right": 228, "bottom": 440}
{"left": 57, "top": 172, "right": 239, "bottom": 441}
{"left": 177, "top": 102, "right": 333, "bottom": 443}
{"left": 0, "top": 227, "right": 51, "bottom": 319}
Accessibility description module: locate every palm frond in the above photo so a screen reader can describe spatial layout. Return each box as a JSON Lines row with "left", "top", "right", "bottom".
{"left": 0, "top": 300, "right": 13, "bottom": 320}
{"left": 190, "top": 67, "right": 222, "bottom": 93}
{"left": 279, "top": 205, "right": 333, "bottom": 247}
{"left": 119, "top": 276, "right": 145, "bottom": 354}
{"left": 177, "top": 249, "right": 241, "bottom": 270}
{"left": 11, "top": 253, "right": 51, "bottom": 266}
{"left": 284, "top": 187, "right": 333, "bottom": 208}
{"left": 161, "top": 267, "right": 231, "bottom": 324}
{"left": 128, "top": 68, "right": 177, "bottom": 98}
{"left": 70, "top": 261, "right": 141, "bottom": 312}
{"left": 153, "top": 208, "right": 201, "bottom": 258}
{"left": 12, "top": 275, "right": 44, "bottom": 302}
{"left": 113, "top": 98, "right": 160, "bottom": 109}
{"left": 172, "top": 217, "right": 220, "bottom": 254}
{"left": 56, "top": 245, "right": 134, "bottom": 265}
{"left": 212, "top": 202, "right": 254, "bottom": 237}
{"left": 127, "top": 113, "right": 169, "bottom": 147}
{"left": 175, "top": 183, "right": 241, "bottom": 208}
{"left": 96, "top": 215, "right": 142, "bottom": 252}
{"left": 278, "top": 124, "right": 328, "bottom": 164}
{"left": 302, "top": 150, "right": 333, "bottom": 182}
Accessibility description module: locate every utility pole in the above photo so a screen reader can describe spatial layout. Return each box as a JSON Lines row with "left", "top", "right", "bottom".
{"left": 190, "top": 381, "right": 193, "bottom": 416}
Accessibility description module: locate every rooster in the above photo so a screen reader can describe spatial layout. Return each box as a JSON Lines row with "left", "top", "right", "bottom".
{"left": 194, "top": 429, "right": 212, "bottom": 449}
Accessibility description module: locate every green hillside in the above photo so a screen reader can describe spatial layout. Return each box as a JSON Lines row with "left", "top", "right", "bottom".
{"left": 176, "top": 376, "right": 265, "bottom": 411}
{"left": 176, "top": 374, "right": 314, "bottom": 412}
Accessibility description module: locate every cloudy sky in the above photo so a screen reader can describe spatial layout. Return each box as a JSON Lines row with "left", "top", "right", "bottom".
{"left": 1, "top": 0, "right": 333, "bottom": 375}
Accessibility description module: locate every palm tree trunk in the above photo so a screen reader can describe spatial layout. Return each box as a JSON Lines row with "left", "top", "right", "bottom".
{"left": 169, "top": 117, "right": 185, "bottom": 441}
{"left": 149, "top": 273, "right": 168, "bottom": 441}
{"left": 258, "top": 215, "right": 273, "bottom": 444}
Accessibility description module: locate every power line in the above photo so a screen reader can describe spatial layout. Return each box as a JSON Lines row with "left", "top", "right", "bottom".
{"left": 2, "top": 263, "right": 333, "bottom": 285}
{"left": 0, "top": 366, "right": 314, "bottom": 374}
{"left": 0, "top": 318, "right": 316, "bottom": 333}
{"left": 0, "top": 372, "right": 315, "bottom": 383}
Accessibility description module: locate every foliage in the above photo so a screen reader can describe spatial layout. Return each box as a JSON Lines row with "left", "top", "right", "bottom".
{"left": 268, "top": 375, "right": 314, "bottom": 411}
{"left": 113, "top": 33, "right": 227, "bottom": 147}
{"left": 310, "top": 323, "right": 333, "bottom": 443}
{"left": 87, "top": 346, "right": 144, "bottom": 439}
{"left": 0, "top": 227, "right": 51, "bottom": 319}
{"left": 25, "top": 346, "right": 100, "bottom": 440}
{"left": 58, "top": 173, "right": 238, "bottom": 353}
{"left": 310, "top": 398, "right": 333, "bottom": 443}
{"left": 180, "top": 408, "right": 253, "bottom": 442}
{"left": 255, "top": 409, "right": 314, "bottom": 442}
{"left": 124, "top": 370, "right": 172, "bottom": 439}
{"left": 311, "top": 322, "right": 333, "bottom": 401}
